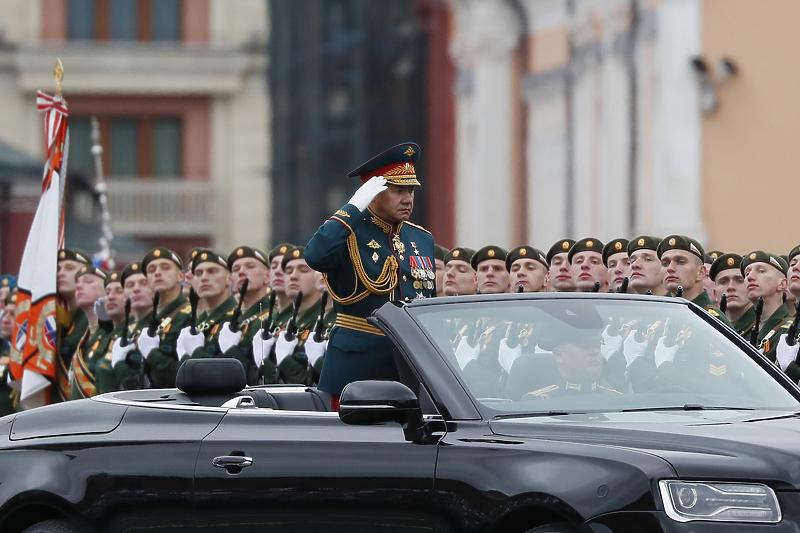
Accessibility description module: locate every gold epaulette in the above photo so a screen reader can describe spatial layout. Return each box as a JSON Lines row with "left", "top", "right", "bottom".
{"left": 403, "top": 221, "right": 431, "bottom": 235}
{"left": 527, "top": 384, "right": 559, "bottom": 399}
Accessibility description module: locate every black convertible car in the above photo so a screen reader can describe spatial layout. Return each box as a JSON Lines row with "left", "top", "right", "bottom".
{"left": 4, "top": 293, "right": 800, "bottom": 533}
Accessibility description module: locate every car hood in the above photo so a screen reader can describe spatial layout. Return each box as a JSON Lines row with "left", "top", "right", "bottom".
{"left": 490, "top": 409, "right": 800, "bottom": 489}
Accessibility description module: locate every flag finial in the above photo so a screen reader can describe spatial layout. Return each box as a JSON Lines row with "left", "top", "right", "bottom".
{"left": 54, "top": 59, "right": 64, "bottom": 97}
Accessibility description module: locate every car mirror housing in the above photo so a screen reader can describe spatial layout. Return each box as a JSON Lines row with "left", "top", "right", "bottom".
{"left": 339, "top": 381, "right": 435, "bottom": 443}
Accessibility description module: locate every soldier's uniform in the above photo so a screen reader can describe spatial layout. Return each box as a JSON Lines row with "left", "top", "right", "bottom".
{"left": 708, "top": 253, "right": 756, "bottom": 336}
{"left": 657, "top": 235, "right": 732, "bottom": 328}
{"left": 68, "top": 265, "right": 113, "bottom": 400}
{"left": 95, "top": 265, "right": 151, "bottom": 393}
{"left": 305, "top": 143, "right": 435, "bottom": 396}
{"left": 266, "top": 244, "right": 295, "bottom": 329}
{"left": 139, "top": 248, "right": 192, "bottom": 389}
{"left": 186, "top": 250, "right": 238, "bottom": 363}
{"left": 221, "top": 246, "right": 273, "bottom": 385}
{"left": 56, "top": 248, "right": 92, "bottom": 403}
{"left": 740, "top": 251, "right": 796, "bottom": 378}
{"left": 0, "top": 292, "right": 18, "bottom": 414}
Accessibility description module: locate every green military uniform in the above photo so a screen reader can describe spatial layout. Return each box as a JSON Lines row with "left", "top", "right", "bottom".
{"left": 143, "top": 293, "right": 191, "bottom": 388}
{"left": 224, "top": 293, "right": 273, "bottom": 385}
{"left": 691, "top": 290, "right": 733, "bottom": 328}
{"left": 136, "top": 248, "right": 192, "bottom": 389}
{"left": 0, "top": 342, "right": 17, "bottom": 416}
{"left": 305, "top": 142, "right": 436, "bottom": 396}
{"left": 189, "top": 297, "right": 237, "bottom": 358}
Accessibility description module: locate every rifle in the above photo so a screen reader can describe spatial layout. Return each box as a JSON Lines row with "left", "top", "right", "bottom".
{"left": 147, "top": 291, "right": 160, "bottom": 337}
{"left": 516, "top": 284, "right": 524, "bottom": 293}
{"left": 261, "top": 291, "right": 277, "bottom": 339}
{"left": 312, "top": 289, "right": 329, "bottom": 343}
{"left": 719, "top": 293, "right": 727, "bottom": 315}
{"left": 645, "top": 289, "right": 652, "bottom": 295}
{"left": 229, "top": 278, "right": 250, "bottom": 333}
{"left": 675, "top": 286, "right": 684, "bottom": 298}
{"left": 189, "top": 287, "right": 199, "bottom": 335}
{"left": 786, "top": 301, "right": 800, "bottom": 347}
{"left": 591, "top": 282, "right": 601, "bottom": 293}
{"left": 750, "top": 297, "right": 764, "bottom": 347}
{"left": 617, "top": 277, "right": 629, "bottom": 294}
{"left": 119, "top": 298, "right": 132, "bottom": 347}
{"left": 283, "top": 291, "right": 304, "bottom": 342}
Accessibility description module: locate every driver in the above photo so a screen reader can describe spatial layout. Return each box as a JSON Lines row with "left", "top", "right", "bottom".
{"left": 521, "top": 325, "right": 620, "bottom": 399}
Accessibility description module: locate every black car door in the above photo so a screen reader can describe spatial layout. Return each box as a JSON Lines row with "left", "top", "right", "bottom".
{"left": 193, "top": 406, "right": 438, "bottom": 532}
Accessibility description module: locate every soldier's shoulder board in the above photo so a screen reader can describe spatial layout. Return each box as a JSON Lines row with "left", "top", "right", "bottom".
{"left": 180, "top": 305, "right": 191, "bottom": 314}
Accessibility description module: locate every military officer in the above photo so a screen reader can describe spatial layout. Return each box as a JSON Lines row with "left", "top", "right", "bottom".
{"left": 178, "top": 250, "right": 237, "bottom": 362}
{"left": 546, "top": 239, "right": 576, "bottom": 292}
{"left": 305, "top": 142, "right": 435, "bottom": 402}
{"left": 471, "top": 245, "right": 511, "bottom": 294}
{"left": 569, "top": 238, "right": 607, "bottom": 292}
{"left": 627, "top": 236, "right": 666, "bottom": 296}
{"left": 56, "top": 248, "right": 92, "bottom": 399}
{"left": 657, "top": 235, "right": 730, "bottom": 327}
{"left": 602, "top": 239, "right": 630, "bottom": 292}
{"left": 256, "top": 247, "right": 330, "bottom": 385}
{"left": 0, "top": 292, "right": 18, "bottom": 414}
{"left": 442, "top": 247, "right": 477, "bottom": 296}
{"left": 105, "top": 263, "right": 153, "bottom": 391}
{"left": 741, "top": 251, "right": 793, "bottom": 366}
{"left": 94, "top": 270, "right": 130, "bottom": 394}
{"left": 217, "top": 246, "right": 273, "bottom": 385}
{"left": 433, "top": 244, "right": 448, "bottom": 297}
{"left": 123, "top": 247, "right": 190, "bottom": 389}
{"left": 506, "top": 245, "right": 548, "bottom": 293}
{"left": 267, "top": 243, "right": 294, "bottom": 329}
{"left": 67, "top": 265, "right": 110, "bottom": 400}
{"left": 709, "top": 253, "right": 755, "bottom": 335}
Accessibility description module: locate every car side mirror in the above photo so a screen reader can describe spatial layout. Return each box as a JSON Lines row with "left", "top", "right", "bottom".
{"left": 339, "top": 381, "right": 435, "bottom": 443}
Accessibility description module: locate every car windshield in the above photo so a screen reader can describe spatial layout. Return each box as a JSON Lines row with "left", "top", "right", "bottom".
{"left": 409, "top": 296, "right": 800, "bottom": 415}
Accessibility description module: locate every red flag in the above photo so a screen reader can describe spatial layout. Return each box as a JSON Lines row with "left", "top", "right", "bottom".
{"left": 9, "top": 90, "right": 69, "bottom": 408}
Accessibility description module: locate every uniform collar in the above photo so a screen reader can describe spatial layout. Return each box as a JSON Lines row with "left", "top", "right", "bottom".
{"left": 367, "top": 208, "right": 403, "bottom": 234}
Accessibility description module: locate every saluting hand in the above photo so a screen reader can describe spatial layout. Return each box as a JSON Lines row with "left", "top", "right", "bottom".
{"left": 347, "top": 175, "right": 387, "bottom": 212}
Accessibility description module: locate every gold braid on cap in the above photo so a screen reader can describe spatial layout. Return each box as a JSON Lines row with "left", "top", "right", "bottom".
{"left": 324, "top": 233, "right": 399, "bottom": 305}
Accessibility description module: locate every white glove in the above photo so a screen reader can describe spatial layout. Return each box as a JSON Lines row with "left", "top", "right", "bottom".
{"left": 654, "top": 337, "right": 679, "bottom": 368}
{"left": 455, "top": 337, "right": 479, "bottom": 371}
{"left": 177, "top": 327, "right": 205, "bottom": 359}
{"left": 776, "top": 333, "right": 799, "bottom": 372}
{"left": 111, "top": 338, "right": 136, "bottom": 368}
{"left": 347, "top": 176, "right": 387, "bottom": 211}
{"left": 304, "top": 336, "right": 327, "bottom": 367}
{"left": 275, "top": 331, "right": 299, "bottom": 365}
{"left": 251, "top": 330, "right": 276, "bottom": 367}
{"left": 623, "top": 331, "right": 648, "bottom": 366}
{"left": 600, "top": 325, "right": 623, "bottom": 360}
{"left": 218, "top": 322, "right": 243, "bottom": 353}
{"left": 498, "top": 338, "right": 522, "bottom": 374}
{"left": 94, "top": 298, "right": 110, "bottom": 322}
{"left": 137, "top": 329, "right": 160, "bottom": 360}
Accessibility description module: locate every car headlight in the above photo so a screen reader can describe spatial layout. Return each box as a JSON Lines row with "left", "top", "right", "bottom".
{"left": 659, "top": 481, "right": 781, "bottom": 523}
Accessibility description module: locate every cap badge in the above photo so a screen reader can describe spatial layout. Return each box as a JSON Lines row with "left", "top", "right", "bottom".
{"left": 453, "top": 250, "right": 460, "bottom": 258}
{"left": 280, "top": 246, "right": 287, "bottom": 254}
{"left": 488, "top": 249, "right": 496, "bottom": 258}
{"left": 59, "top": 251, "right": 66, "bottom": 259}
{"left": 293, "top": 249, "right": 301, "bottom": 258}
{"left": 586, "top": 241, "right": 594, "bottom": 248}
{"left": 191, "top": 250, "right": 198, "bottom": 258}
{"left": 200, "top": 253, "right": 208, "bottom": 260}
{"left": 562, "top": 241, "right": 569, "bottom": 250}
{"left": 669, "top": 238, "right": 676, "bottom": 246}
{"left": 519, "top": 248, "right": 527, "bottom": 256}
{"left": 637, "top": 238, "right": 645, "bottom": 246}
{"left": 237, "top": 249, "right": 244, "bottom": 257}
{"left": 727, "top": 258, "right": 735, "bottom": 266}
{"left": 132, "top": 263, "right": 138, "bottom": 270}
{"left": 615, "top": 242, "right": 622, "bottom": 251}
{"left": 750, "top": 253, "right": 757, "bottom": 260}
{"left": 154, "top": 250, "right": 162, "bottom": 257}
{"left": 404, "top": 146, "right": 415, "bottom": 157}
